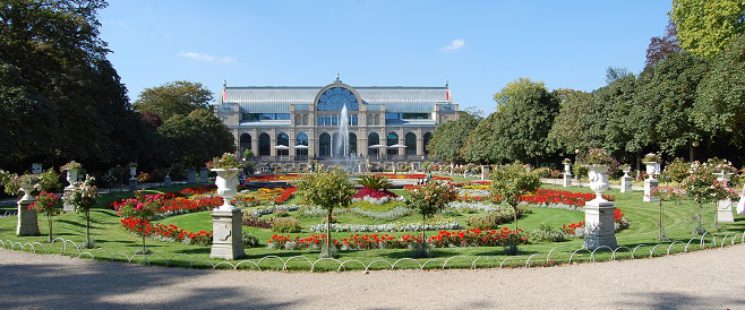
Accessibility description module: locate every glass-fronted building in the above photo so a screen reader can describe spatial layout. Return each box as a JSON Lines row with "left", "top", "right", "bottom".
{"left": 215, "top": 76, "right": 459, "bottom": 162}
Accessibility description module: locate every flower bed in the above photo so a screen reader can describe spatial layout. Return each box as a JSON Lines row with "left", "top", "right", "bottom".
{"left": 520, "top": 189, "right": 614, "bottom": 208}
{"left": 245, "top": 205, "right": 301, "bottom": 217}
{"left": 178, "top": 185, "right": 215, "bottom": 197}
{"left": 246, "top": 174, "right": 301, "bottom": 182}
{"left": 267, "top": 227, "right": 526, "bottom": 250}
{"left": 309, "top": 221, "right": 460, "bottom": 233}
{"left": 120, "top": 217, "right": 212, "bottom": 245}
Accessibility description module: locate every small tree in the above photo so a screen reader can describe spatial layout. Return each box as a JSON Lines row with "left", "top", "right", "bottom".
{"left": 29, "top": 191, "right": 61, "bottom": 242}
{"left": 65, "top": 175, "right": 99, "bottom": 248}
{"left": 651, "top": 186, "right": 686, "bottom": 241}
{"left": 296, "top": 168, "right": 355, "bottom": 258}
{"left": 491, "top": 163, "right": 541, "bottom": 232}
{"left": 116, "top": 193, "right": 161, "bottom": 254}
{"left": 405, "top": 181, "right": 458, "bottom": 258}
{"left": 680, "top": 159, "right": 737, "bottom": 234}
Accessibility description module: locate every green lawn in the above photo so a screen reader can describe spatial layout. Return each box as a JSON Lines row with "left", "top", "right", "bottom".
{"left": 0, "top": 183, "right": 743, "bottom": 271}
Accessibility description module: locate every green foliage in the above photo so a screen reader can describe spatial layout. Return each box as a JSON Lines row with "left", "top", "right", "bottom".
{"left": 491, "top": 163, "right": 540, "bottom": 232}
{"left": 548, "top": 90, "right": 607, "bottom": 155}
{"left": 693, "top": 34, "right": 745, "bottom": 148}
{"left": 405, "top": 182, "right": 458, "bottom": 220}
{"left": 65, "top": 176, "right": 99, "bottom": 213}
{"left": 206, "top": 153, "right": 242, "bottom": 170}
{"left": 663, "top": 158, "right": 691, "bottom": 183}
{"left": 60, "top": 161, "right": 83, "bottom": 172}
{"left": 467, "top": 208, "right": 521, "bottom": 229}
{"left": 357, "top": 175, "right": 391, "bottom": 191}
{"left": 672, "top": 0, "right": 745, "bottom": 58}
{"left": 461, "top": 112, "right": 499, "bottom": 163}
{"left": 427, "top": 112, "right": 480, "bottom": 163}
{"left": 158, "top": 109, "right": 235, "bottom": 167}
{"left": 271, "top": 217, "right": 301, "bottom": 233}
{"left": 579, "top": 148, "right": 617, "bottom": 166}
{"left": 241, "top": 231, "right": 260, "bottom": 248}
{"left": 488, "top": 78, "right": 560, "bottom": 163}
{"left": 529, "top": 223, "right": 570, "bottom": 243}
{"left": 38, "top": 168, "right": 61, "bottom": 192}
{"left": 134, "top": 81, "right": 213, "bottom": 122}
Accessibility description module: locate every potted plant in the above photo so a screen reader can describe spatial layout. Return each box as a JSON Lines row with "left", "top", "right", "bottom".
{"left": 643, "top": 153, "right": 661, "bottom": 180}
{"left": 29, "top": 191, "right": 61, "bottom": 242}
{"left": 405, "top": 181, "right": 457, "bottom": 258}
{"left": 64, "top": 175, "right": 99, "bottom": 248}
{"left": 562, "top": 158, "right": 572, "bottom": 174}
{"left": 60, "top": 161, "right": 83, "bottom": 189}
{"left": 581, "top": 148, "right": 616, "bottom": 201}
{"left": 128, "top": 163, "right": 138, "bottom": 179}
{"left": 296, "top": 168, "right": 356, "bottom": 258}
{"left": 207, "top": 153, "right": 243, "bottom": 210}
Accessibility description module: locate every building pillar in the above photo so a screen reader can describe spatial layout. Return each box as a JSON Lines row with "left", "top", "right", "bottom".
{"left": 270, "top": 138, "right": 277, "bottom": 157}
{"left": 251, "top": 131, "right": 259, "bottom": 157}
{"left": 289, "top": 131, "right": 296, "bottom": 158}
{"left": 416, "top": 138, "right": 424, "bottom": 156}
{"left": 398, "top": 131, "right": 405, "bottom": 156}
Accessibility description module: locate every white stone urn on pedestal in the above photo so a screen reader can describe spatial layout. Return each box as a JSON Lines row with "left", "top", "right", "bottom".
{"left": 210, "top": 167, "right": 244, "bottom": 259}
{"left": 584, "top": 164, "right": 617, "bottom": 250}
{"left": 62, "top": 168, "right": 79, "bottom": 212}
{"left": 128, "top": 164, "right": 138, "bottom": 191}
{"left": 714, "top": 170, "right": 735, "bottom": 223}
{"left": 643, "top": 162, "right": 659, "bottom": 202}
{"left": 620, "top": 167, "right": 632, "bottom": 193}
{"left": 562, "top": 162, "right": 573, "bottom": 187}
{"left": 17, "top": 183, "right": 40, "bottom": 236}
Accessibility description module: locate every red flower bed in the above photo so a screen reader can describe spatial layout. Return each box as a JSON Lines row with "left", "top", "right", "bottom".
{"left": 159, "top": 196, "right": 222, "bottom": 213}
{"left": 353, "top": 187, "right": 397, "bottom": 199}
{"left": 178, "top": 185, "right": 216, "bottom": 197}
{"left": 519, "top": 189, "right": 614, "bottom": 207}
{"left": 274, "top": 187, "right": 296, "bottom": 204}
{"left": 268, "top": 228, "right": 527, "bottom": 250}
{"left": 121, "top": 216, "right": 212, "bottom": 245}
{"left": 246, "top": 174, "right": 301, "bottom": 182}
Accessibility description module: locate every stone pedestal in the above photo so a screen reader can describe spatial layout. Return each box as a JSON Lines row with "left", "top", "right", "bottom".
{"left": 199, "top": 168, "right": 209, "bottom": 183}
{"left": 164, "top": 174, "right": 172, "bottom": 187}
{"left": 643, "top": 179, "right": 659, "bottom": 202}
{"left": 129, "top": 178, "right": 137, "bottom": 191}
{"left": 562, "top": 173, "right": 572, "bottom": 187}
{"left": 583, "top": 200, "right": 617, "bottom": 250}
{"left": 717, "top": 199, "right": 735, "bottom": 223}
{"left": 621, "top": 176, "right": 632, "bottom": 193}
{"left": 16, "top": 199, "right": 39, "bottom": 236}
{"left": 187, "top": 169, "right": 196, "bottom": 184}
{"left": 210, "top": 208, "right": 244, "bottom": 260}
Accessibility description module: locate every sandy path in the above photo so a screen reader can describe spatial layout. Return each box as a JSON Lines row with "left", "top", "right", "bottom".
{"left": 0, "top": 245, "right": 744, "bottom": 309}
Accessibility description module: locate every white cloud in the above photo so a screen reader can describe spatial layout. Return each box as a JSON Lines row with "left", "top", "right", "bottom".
{"left": 441, "top": 39, "right": 465, "bottom": 51}
{"left": 177, "top": 51, "right": 236, "bottom": 63}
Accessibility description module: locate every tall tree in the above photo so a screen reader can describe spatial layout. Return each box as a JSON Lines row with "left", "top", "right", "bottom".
{"left": 489, "top": 78, "right": 560, "bottom": 164}
{"left": 671, "top": 0, "right": 745, "bottom": 58}
{"left": 134, "top": 81, "right": 213, "bottom": 121}
{"left": 426, "top": 111, "right": 480, "bottom": 163}
{"left": 693, "top": 34, "right": 745, "bottom": 149}
{"left": 645, "top": 21, "right": 682, "bottom": 68}
{"left": 601, "top": 74, "right": 641, "bottom": 162}
{"left": 157, "top": 109, "right": 235, "bottom": 168}
{"left": 461, "top": 112, "right": 499, "bottom": 164}
{"left": 547, "top": 89, "right": 607, "bottom": 156}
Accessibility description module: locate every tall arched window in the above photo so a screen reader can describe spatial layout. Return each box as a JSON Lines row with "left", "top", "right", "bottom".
{"left": 368, "top": 132, "right": 379, "bottom": 157}
{"left": 259, "top": 133, "right": 271, "bottom": 156}
{"left": 319, "top": 133, "right": 331, "bottom": 157}
{"left": 316, "top": 87, "right": 359, "bottom": 111}
{"left": 296, "top": 132, "right": 308, "bottom": 157}
{"left": 405, "top": 132, "right": 416, "bottom": 155}
{"left": 277, "top": 133, "right": 289, "bottom": 156}
{"left": 239, "top": 134, "right": 252, "bottom": 158}
{"left": 349, "top": 132, "right": 357, "bottom": 155}
{"left": 387, "top": 132, "right": 398, "bottom": 156}
{"left": 423, "top": 132, "right": 432, "bottom": 155}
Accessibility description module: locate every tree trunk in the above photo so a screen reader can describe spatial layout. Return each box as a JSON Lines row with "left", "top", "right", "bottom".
{"left": 326, "top": 209, "right": 332, "bottom": 252}
{"left": 658, "top": 199, "right": 664, "bottom": 240}
{"left": 513, "top": 205, "right": 518, "bottom": 231}
{"left": 141, "top": 219, "right": 147, "bottom": 254}
{"left": 86, "top": 209, "right": 91, "bottom": 247}
{"left": 48, "top": 213, "right": 53, "bottom": 243}
{"left": 421, "top": 214, "right": 426, "bottom": 243}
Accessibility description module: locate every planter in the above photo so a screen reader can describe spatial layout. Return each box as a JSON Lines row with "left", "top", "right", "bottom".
{"left": 587, "top": 165, "right": 609, "bottom": 202}
{"left": 129, "top": 166, "right": 137, "bottom": 180}
{"left": 65, "top": 168, "right": 79, "bottom": 190}
{"left": 19, "top": 183, "right": 35, "bottom": 202}
{"left": 212, "top": 168, "right": 240, "bottom": 210}
{"left": 644, "top": 162, "right": 658, "bottom": 181}
{"left": 563, "top": 163, "right": 572, "bottom": 175}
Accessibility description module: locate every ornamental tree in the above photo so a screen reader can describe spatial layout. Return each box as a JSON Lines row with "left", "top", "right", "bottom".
{"left": 651, "top": 186, "right": 686, "bottom": 241}
{"left": 679, "top": 159, "right": 738, "bottom": 234}
{"left": 296, "top": 168, "right": 355, "bottom": 258}
{"left": 671, "top": 0, "right": 745, "bottom": 58}
{"left": 29, "top": 191, "right": 61, "bottom": 242}
{"left": 116, "top": 193, "right": 162, "bottom": 255}
{"left": 491, "top": 163, "right": 541, "bottom": 232}
{"left": 426, "top": 111, "right": 480, "bottom": 163}
{"left": 64, "top": 175, "right": 99, "bottom": 249}
{"left": 404, "top": 181, "right": 458, "bottom": 258}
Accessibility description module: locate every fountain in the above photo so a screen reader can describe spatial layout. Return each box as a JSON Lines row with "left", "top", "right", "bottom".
{"left": 328, "top": 104, "right": 364, "bottom": 173}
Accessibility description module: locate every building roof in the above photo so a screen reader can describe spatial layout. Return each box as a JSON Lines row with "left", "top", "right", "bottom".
{"left": 223, "top": 86, "right": 452, "bottom": 113}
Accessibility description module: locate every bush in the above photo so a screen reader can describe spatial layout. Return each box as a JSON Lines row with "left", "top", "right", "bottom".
{"left": 243, "top": 215, "right": 272, "bottom": 229}
{"left": 467, "top": 207, "right": 523, "bottom": 229}
{"left": 242, "top": 231, "right": 260, "bottom": 248}
{"left": 272, "top": 217, "right": 301, "bottom": 233}
{"left": 662, "top": 157, "right": 690, "bottom": 183}
{"left": 529, "top": 223, "right": 570, "bottom": 242}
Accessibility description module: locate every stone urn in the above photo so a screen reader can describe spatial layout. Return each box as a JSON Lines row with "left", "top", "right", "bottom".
{"left": 65, "top": 168, "right": 79, "bottom": 190}
{"left": 19, "top": 183, "right": 35, "bottom": 203}
{"left": 563, "top": 162, "right": 572, "bottom": 174}
{"left": 17, "top": 183, "right": 40, "bottom": 236}
{"left": 644, "top": 162, "right": 658, "bottom": 181}
{"left": 212, "top": 168, "right": 240, "bottom": 210}
{"left": 587, "top": 165, "right": 609, "bottom": 202}
{"left": 129, "top": 166, "right": 137, "bottom": 180}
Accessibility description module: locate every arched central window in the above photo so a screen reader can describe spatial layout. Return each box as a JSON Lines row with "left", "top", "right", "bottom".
{"left": 239, "top": 134, "right": 252, "bottom": 158}
{"left": 316, "top": 87, "right": 359, "bottom": 111}
{"left": 296, "top": 132, "right": 308, "bottom": 157}
{"left": 277, "top": 133, "right": 289, "bottom": 156}
{"left": 368, "top": 132, "right": 380, "bottom": 157}
{"left": 259, "top": 133, "right": 271, "bottom": 156}
{"left": 387, "top": 132, "right": 398, "bottom": 156}
{"left": 319, "top": 133, "right": 331, "bottom": 157}
{"left": 405, "top": 132, "right": 416, "bottom": 155}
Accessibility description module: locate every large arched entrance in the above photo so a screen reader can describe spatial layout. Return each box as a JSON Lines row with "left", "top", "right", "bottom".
{"left": 259, "top": 133, "right": 271, "bottom": 156}
{"left": 239, "top": 133, "right": 252, "bottom": 158}
{"left": 296, "top": 132, "right": 308, "bottom": 158}
{"left": 387, "top": 132, "right": 399, "bottom": 156}
{"left": 405, "top": 132, "right": 417, "bottom": 156}
{"left": 277, "top": 132, "right": 289, "bottom": 157}
{"left": 368, "top": 132, "right": 380, "bottom": 157}
{"left": 319, "top": 133, "right": 331, "bottom": 157}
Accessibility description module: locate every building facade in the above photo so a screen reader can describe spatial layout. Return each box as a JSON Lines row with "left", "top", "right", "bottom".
{"left": 215, "top": 76, "right": 459, "bottom": 162}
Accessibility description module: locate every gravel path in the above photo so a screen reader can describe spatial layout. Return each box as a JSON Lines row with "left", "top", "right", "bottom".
{"left": 0, "top": 245, "right": 744, "bottom": 309}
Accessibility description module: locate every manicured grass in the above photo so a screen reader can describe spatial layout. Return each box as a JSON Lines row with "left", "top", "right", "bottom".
{"left": 0, "top": 183, "right": 743, "bottom": 271}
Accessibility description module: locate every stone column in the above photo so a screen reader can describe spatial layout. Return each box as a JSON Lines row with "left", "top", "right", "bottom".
{"left": 251, "top": 132, "right": 259, "bottom": 157}
{"left": 480, "top": 165, "right": 489, "bottom": 181}
{"left": 620, "top": 168, "right": 632, "bottom": 193}
{"left": 643, "top": 162, "right": 659, "bottom": 202}
{"left": 63, "top": 168, "right": 78, "bottom": 212}
{"left": 715, "top": 171, "right": 735, "bottom": 223}
{"left": 128, "top": 165, "right": 137, "bottom": 191}
{"left": 164, "top": 173, "right": 172, "bottom": 187}
{"left": 16, "top": 188, "right": 39, "bottom": 236}
{"left": 187, "top": 168, "right": 196, "bottom": 184}
{"left": 199, "top": 168, "right": 209, "bottom": 183}
{"left": 416, "top": 138, "right": 424, "bottom": 157}
{"left": 584, "top": 165, "right": 617, "bottom": 250}
{"left": 270, "top": 137, "right": 277, "bottom": 157}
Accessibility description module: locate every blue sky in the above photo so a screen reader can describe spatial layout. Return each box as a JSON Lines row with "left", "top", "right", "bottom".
{"left": 99, "top": 0, "right": 671, "bottom": 113}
